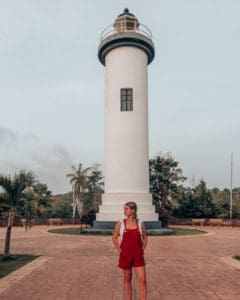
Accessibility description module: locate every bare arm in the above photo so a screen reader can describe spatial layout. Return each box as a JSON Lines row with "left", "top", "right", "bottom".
{"left": 141, "top": 222, "right": 148, "bottom": 251}
{"left": 112, "top": 221, "right": 121, "bottom": 253}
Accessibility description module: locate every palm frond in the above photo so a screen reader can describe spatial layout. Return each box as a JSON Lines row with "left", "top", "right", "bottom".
{"left": 0, "top": 192, "right": 9, "bottom": 205}
{"left": 0, "top": 174, "right": 12, "bottom": 194}
{"left": 70, "top": 177, "right": 78, "bottom": 185}
{"left": 19, "top": 170, "right": 35, "bottom": 186}
{"left": 78, "top": 163, "right": 82, "bottom": 172}
{"left": 0, "top": 170, "right": 35, "bottom": 207}
{"left": 82, "top": 167, "right": 93, "bottom": 175}
{"left": 66, "top": 173, "right": 75, "bottom": 178}
{"left": 70, "top": 165, "right": 77, "bottom": 172}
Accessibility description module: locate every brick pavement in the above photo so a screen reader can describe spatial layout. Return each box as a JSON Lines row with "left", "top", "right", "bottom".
{"left": 0, "top": 225, "right": 240, "bottom": 300}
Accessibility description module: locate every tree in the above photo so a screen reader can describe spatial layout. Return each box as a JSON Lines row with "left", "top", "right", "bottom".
{"left": 33, "top": 182, "right": 52, "bottom": 218}
{"left": 211, "top": 189, "right": 230, "bottom": 218}
{"left": 15, "top": 187, "right": 36, "bottom": 230}
{"left": 149, "top": 153, "right": 187, "bottom": 214}
{"left": 193, "top": 180, "right": 215, "bottom": 218}
{"left": 66, "top": 164, "right": 92, "bottom": 220}
{"left": 173, "top": 187, "right": 196, "bottom": 218}
{"left": 85, "top": 163, "right": 104, "bottom": 213}
{"left": 0, "top": 170, "right": 35, "bottom": 258}
{"left": 0, "top": 193, "right": 9, "bottom": 217}
{"left": 174, "top": 180, "right": 216, "bottom": 218}
{"left": 45, "top": 193, "right": 74, "bottom": 218}
{"left": 211, "top": 187, "right": 240, "bottom": 219}
{"left": 233, "top": 188, "right": 240, "bottom": 218}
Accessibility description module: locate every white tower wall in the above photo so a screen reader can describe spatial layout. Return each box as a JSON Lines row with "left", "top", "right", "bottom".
{"left": 96, "top": 46, "right": 158, "bottom": 221}
{"left": 105, "top": 47, "right": 149, "bottom": 193}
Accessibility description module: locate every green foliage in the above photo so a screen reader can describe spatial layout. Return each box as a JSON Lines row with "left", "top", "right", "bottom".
{"left": 48, "top": 227, "right": 206, "bottom": 236}
{"left": 0, "top": 170, "right": 36, "bottom": 256}
{"left": 84, "top": 164, "right": 104, "bottom": 213}
{"left": 169, "top": 227, "right": 206, "bottom": 235}
{"left": 232, "top": 188, "right": 240, "bottom": 218}
{"left": 66, "top": 163, "right": 93, "bottom": 218}
{"left": 12, "top": 180, "right": 53, "bottom": 227}
{"left": 33, "top": 182, "right": 52, "bottom": 205}
{"left": 53, "top": 203, "right": 73, "bottom": 218}
{"left": 211, "top": 189, "right": 230, "bottom": 218}
{"left": 173, "top": 187, "right": 196, "bottom": 218}
{"left": 66, "top": 163, "right": 104, "bottom": 219}
{"left": 0, "top": 171, "right": 55, "bottom": 230}
{"left": 48, "top": 227, "right": 112, "bottom": 235}
{"left": 174, "top": 180, "right": 216, "bottom": 218}
{"left": 84, "top": 191, "right": 102, "bottom": 213}
{"left": 149, "top": 153, "right": 186, "bottom": 214}
{"left": 0, "top": 194, "right": 9, "bottom": 216}
{"left": 67, "top": 163, "right": 92, "bottom": 191}
{"left": 87, "top": 165, "right": 104, "bottom": 192}
{"left": 211, "top": 187, "right": 240, "bottom": 219}
{"left": 16, "top": 199, "right": 36, "bottom": 228}
{"left": 0, "top": 170, "right": 35, "bottom": 210}
{"left": 193, "top": 180, "right": 216, "bottom": 217}
{"left": 45, "top": 193, "right": 75, "bottom": 218}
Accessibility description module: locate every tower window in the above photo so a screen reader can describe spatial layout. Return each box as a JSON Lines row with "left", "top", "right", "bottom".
{"left": 120, "top": 88, "right": 133, "bottom": 111}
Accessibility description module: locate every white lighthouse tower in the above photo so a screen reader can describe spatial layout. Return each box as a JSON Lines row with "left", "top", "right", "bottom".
{"left": 95, "top": 9, "right": 160, "bottom": 229}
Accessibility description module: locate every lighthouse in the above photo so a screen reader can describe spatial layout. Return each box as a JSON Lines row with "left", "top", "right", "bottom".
{"left": 94, "top": 9, "right": 160, "bottom": 229}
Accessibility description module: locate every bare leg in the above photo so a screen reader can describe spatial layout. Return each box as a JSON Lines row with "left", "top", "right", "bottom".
{"left": 123, "top": 268, "right": 132, "bottom": 300}
{"left": 134, "top": 266, "right": 147, "bottom": 300}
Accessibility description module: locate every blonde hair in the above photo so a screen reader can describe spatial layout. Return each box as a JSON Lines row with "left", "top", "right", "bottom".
{"left": 125, "top": 201, "right": 137, "bottom": 219}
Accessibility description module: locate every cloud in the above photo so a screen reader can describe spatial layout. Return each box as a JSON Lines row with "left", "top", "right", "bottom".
{"left": 0, "top": 126, "right": 74, "bottom": 193}
{"left": 0, "top": 125, "right": 39, "bottom": 147}
{"left": 0, "top": 126, "right": 18, "bottom": 144}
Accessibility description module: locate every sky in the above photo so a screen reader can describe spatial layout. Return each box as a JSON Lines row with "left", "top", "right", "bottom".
{"left": 0, "top": 0, "right": 240, "bottom": 194}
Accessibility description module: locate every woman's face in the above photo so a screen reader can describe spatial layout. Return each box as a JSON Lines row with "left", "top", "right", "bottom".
{"left": 124, "top": 205, "right": 134, "bottom": 217}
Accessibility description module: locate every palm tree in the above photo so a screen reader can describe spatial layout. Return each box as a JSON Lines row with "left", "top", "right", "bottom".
{"left": 86, "top": 163, "right": 104, "bottom": 213}
{"left": 33, "top": 182, "right": 52, "bottom": 219}
{"left": 0, "top": 170, "right": 35, "bottom": 258}
{"left": 66, "top": 164, "right": 92, "bottom": 224}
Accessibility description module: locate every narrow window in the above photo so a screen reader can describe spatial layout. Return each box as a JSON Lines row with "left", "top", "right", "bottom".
{"left": 120, "top": 88, "right": 133, "bottom": 111}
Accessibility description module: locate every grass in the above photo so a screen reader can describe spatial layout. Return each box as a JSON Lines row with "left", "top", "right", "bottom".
{"left": 233, "top": 255, "right": 240, "bottom": 261}
{"left": 169, "top": 227, "right": 207, "bottom": 236}
{"left": 48, "top": 227, "right": 112, "bottom": 235}
{"left": 48, "top": 227, "right": 206, "bottom": 236}
{"left": 0, "top": 254, "right": 38, "bottom": 279}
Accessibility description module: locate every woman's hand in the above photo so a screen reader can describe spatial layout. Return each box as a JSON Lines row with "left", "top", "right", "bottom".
{"left": 112, "top": 221, "right": 121, "bottom": 253}
{"left": 141, "top": 223, "right": 148, "bottom": 253}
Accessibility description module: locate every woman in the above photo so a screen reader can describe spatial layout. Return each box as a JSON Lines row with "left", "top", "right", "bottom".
{"left": 112, "top": 201, "right": 148, "bottom": 300}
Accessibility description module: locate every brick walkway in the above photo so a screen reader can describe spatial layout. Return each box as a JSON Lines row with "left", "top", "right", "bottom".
{"left": 0, "top": 225, "right": 240, "bottom": 299}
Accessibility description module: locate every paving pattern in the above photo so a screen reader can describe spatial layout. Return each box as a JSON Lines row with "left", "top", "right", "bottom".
{"left": 0, "top": 225, "right": 240, "bottom": 300}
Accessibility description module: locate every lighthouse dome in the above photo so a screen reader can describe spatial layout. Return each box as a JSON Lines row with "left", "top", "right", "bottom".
{"left": 114, "top": 8, "right": 139, "bottom": 32}
{"left": 98, "top": 9, "right": 155, "bottom": 66}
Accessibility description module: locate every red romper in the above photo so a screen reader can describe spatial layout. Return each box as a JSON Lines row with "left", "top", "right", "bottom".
{"left": 118, "top": 219, "right": 145, "bottom": 269}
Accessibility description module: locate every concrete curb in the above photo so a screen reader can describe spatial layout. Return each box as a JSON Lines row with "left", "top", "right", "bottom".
{"left": 218, "top": 256, "right": 240, "bottom": 270}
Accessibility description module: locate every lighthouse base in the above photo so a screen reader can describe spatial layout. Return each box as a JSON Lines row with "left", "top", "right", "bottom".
{"left": 93, "top": 220, "right": 162, "bottom": 230}
{"left": 95, "top": 192, "right": 159, "bottom": 223}
{"left": 83, "top": 221, "right": 174, "bottom": 235}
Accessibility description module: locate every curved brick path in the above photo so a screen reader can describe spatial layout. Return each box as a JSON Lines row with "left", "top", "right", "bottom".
{"left": 1, "top": 225, "right": 240, "bottom": 300}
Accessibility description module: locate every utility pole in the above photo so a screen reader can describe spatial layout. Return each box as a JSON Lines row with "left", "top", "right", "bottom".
{"left": 230, "top": 152, "right": 233, "bottom": 220}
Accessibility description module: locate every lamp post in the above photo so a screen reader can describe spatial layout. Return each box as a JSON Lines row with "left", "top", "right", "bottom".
{"left": 230, "top": 152, "right": 233, "bottom": 220}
